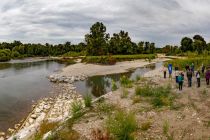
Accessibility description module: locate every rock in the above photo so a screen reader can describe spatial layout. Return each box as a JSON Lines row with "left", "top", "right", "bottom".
{"left": 0, "top": 132, "right": 5, "bottom": 137}
{"left": 8, "top": 128, "right": 15, "bottom": 134}
{"left": 14, "top": 124, "right": 21, "bottom": 130}
{"left": 29, "top": 118, "right": 34, "bottom": 124}
{"left": 0, "top": 136, "right": 4, "bottom": 140}
{"left": 43, "top": 131, "right": 52, "bottom": 140}
{"left": 35, "top": 108, "right": 42, "bottom": 113}
{"left": 31, "top": 114, "right": 37, "bottom": 119}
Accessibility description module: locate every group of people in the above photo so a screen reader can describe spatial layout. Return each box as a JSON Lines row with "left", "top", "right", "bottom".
{"left": 163, "top": 63, "right": 210, "bottom": 91}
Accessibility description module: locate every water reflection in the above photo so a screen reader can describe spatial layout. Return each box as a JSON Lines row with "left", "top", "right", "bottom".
{"left": 75, "top": 62, "right": 162, "bottom": 97}
{"left": 0, "top": 60, "right": 65, "bottom": 132}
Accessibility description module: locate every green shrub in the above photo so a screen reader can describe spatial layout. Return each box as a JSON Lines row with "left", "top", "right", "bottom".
{"left": 83, "top": 94, "right": 92, "bottom": 107}
{"left": 97, "top": 102, "right": 114, "bottom": 115}
{"left": 135, "top": 85, "right": 174, "bottom": 108}
{"left": 0, "top": 49, "right": 11, "bottom": 62}
{"left": 120, "top": 75, "right": 133, "bottom": 88}
{"left": 106, "top": 110, "right": 137, "bottom": 140}
{"left": 111, "top": 80, "right": 118, "bottom": 91}
{"left": 63, "top": 51, "right": 86, "bottom": 57}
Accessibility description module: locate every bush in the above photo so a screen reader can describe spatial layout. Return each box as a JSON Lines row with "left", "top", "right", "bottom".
{"left": 97, "top": 102, "right": 115, "bottom": 115}
{"left": 0, "top": 49, "right": 11, "bottom": 62}
{"left": 106, "top": 110, "right": 137, "bottom": 140}
{"left": 111, "top": 80, "right": 118, "bottom": 91}
{"left": 70, "top": 101, "right": 84, "bottom": 119}
{"left": 120, "top": 75, "right": 133, "bottom": 88}
{"left": 83, "top": 94, "right": 92, "bottom": 107}
{"left": 11, "top": 51, "right": 21, "bottom": 58}
{"left": 63, "top": 51, "right": 86, "bottom": 57}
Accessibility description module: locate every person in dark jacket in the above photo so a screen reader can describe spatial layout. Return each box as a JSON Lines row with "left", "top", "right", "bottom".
{"left": 202, "top": 64, "right": 205, "bottom": 74}
{"left": 187, "top": 69, "right": 193, "bottom": 87}
{"left": 196, "top": 70, "right": 201, "bottom": 88}
{"left": 205, "top": 68, "right": 210, "bottom": 85}
{"left": 178, "top": 73, "right": 184, "bottom": 91}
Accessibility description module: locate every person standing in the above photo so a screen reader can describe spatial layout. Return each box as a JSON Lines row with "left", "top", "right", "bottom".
{"left": 162, "top": 67, "right": 167, "bottom": 79}
{"left": 187, "top": 69, "right": 193, "bottom": 87}
{"left": 196, "top": 70, "right": 201, "bottom": 88}
{"left": 191, "top": 63, "right": 195, "bottom": 75}
{"left": 178, "top": 73, "right": 184, "bottom": 91}
{"left": 206, "top": 68, "right": 210, "bottom": 85}
{"left": 202, "top": 64, "right": 205, "bottom": 74}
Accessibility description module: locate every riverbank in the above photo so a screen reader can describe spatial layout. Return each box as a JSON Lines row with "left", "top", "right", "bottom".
{"left": 5, "top": 58, "right": 168, "bottom": 140}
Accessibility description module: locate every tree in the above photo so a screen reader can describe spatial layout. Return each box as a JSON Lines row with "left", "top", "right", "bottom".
{"left": 85, "top": 22, "right": 110, "bottom": 56}
{"left": 193, "top": 35, "right": 206, "bottom": 53}
{"left": 180, "top": 37, "right": 193, "bottom": 52}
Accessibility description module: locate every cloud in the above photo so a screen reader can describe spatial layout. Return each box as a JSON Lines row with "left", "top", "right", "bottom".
{"left": 0, "top": 0, "right": 210, "bottom": 47}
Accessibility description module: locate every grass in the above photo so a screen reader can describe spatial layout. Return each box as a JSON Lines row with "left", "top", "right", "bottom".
{"left": 121, "top": 88, "right": 129, "bottom": 98}
{"left": 33, "top": 121, "right": 59, "bottom": 140}
{"left": 165, "top": 56, "right": 210, "bottom": 70}
{"left": 83, "top": 54, "right": 156, "bottom": 64}
{"left": 140, "top": 120, "right": 152, "bottom": 131}
{"left": 135, "top": 84, "right": 175, "bottom": 108}
{"left": 111, "top": 80, "right": 118, "bottom": 91}
{"left": 70, "top": 100, "right": 84, "bottom": 119}
{"left": 120, "top": 75, "right": 133, "bottom": 88}
{"left": 63, "top": 51, "right": 86, "bottom": 57}
{"left": 83, "top": 94, "right": 92, "bottom": 107}
{"left": 132, "top": 96, "right": 141, "bottom": 104}
{"left": 106, "top": 110, "right": 137, "bottom": 140}
{"left": 96, "top": 102, "right": 115, "bottom": 115}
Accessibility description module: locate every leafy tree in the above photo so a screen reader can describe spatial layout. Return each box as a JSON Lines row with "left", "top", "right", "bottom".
{"left": 193, "top": 35, "right": 206, "bottom": 54}
{"left": 180, "top": 37, "right": 193, "bottom": 52}
{"left": 85, "top": 22, "right": 109, "bottom": 56}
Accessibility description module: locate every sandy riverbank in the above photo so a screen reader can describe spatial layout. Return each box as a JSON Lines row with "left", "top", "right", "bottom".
{"left": 60, "top": 58, "right": 169, "bottom": 77}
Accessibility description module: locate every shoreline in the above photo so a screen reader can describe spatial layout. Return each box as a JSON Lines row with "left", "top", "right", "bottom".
{"left": 7, "top": 58, "right": 168, "bottom": 140}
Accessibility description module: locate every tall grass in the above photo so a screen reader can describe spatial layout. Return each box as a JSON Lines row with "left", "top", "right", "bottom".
{"left": 135, "top": 84, "right": 174, "bottom": 108}
{"left": 106, "top": 110, "right": 137, "bottom": 140}
{"left": 83, "top": 54, "right": 156, "bottom": 64}
{"left": 120, "top": 75, "right": 133, "bottom": 88}
{"left": 83, "top": 94, "right": 92, "bottom": 107}
{"left": 165, "top": 56, "right": 210, "bottom": 70}
{"left": 70, "top": 100, "right": 84, "bottom": 119}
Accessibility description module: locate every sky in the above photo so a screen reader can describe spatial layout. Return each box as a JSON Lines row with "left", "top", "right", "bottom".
{"left": 1, "top": 0, "right": 210, "bottom": 47}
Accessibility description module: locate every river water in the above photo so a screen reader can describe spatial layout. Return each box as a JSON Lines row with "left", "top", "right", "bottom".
{"left": 0, "top": 59, "right": 65, "bottom": 132}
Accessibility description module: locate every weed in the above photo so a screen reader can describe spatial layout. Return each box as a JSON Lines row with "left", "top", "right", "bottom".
{"left": 91, "top": 128, "right": 110, "bottom": 140}
{"left": 132, "top": 96, "right": 141, "bottom": 104}
{"left": 84, "top": 94, "right": 92, "bottom": 107}
{"left": 135, "top": 84, "right": 174, "bottom": 108}
{"left": 141, "top": 121, "right": 152, "bottom": 131}
{"left": 121, "top": 88, "right": 129, "bottom": 98}
{"left": 106, "top": 110, "right": 137, "bottom": 140}
{"left": 97, "top": 102, "right": 114, "bottom": 115}
{"left": 135, "top": 75, "right": 141, "bottom": 81}
{"left": 163, "top": 120, "right": 169, "bottom": 135}
{"left": 120, "top": 75, "right": 133, "bottom": 88}
{"left": 70, "top": 100, "right": 84, "bottom": 119}
{"left": 111, "top": 80, "right": 118, "bottom": 91}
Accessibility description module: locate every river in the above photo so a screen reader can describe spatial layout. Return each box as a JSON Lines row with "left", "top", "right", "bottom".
{"left": 0, "top": 59, "right": 65, "bottom": 132}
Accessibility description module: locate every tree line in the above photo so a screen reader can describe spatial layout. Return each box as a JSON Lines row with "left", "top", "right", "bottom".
{"left": 162, "top": 35, "right": 210, "bottom": 55}
{"left": 0, "top": 22, "right": 156, "bottom": 62}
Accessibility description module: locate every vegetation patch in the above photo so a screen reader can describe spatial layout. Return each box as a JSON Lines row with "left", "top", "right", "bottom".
{"left": 83, "top": 94, "right": 92, "bottom": 108}
{"left": 120, "top": 75, "right": 133, "bottom": 88}
{"left": 106, "top": 110, "right": 137, "bottom": 140}
{"left": 135, "top": 84, "right": 175, "bottom": 108}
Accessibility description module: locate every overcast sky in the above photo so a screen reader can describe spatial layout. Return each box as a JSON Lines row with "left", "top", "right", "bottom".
{"left": 1, "top": 0, "right": 210, "bottom": 47}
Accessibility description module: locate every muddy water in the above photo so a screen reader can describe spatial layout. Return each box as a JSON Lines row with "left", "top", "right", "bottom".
{"left": 0, "top": 59, "right": 65, "bottom": 132}
{"left": 74, "top": 62, "right": 163, "bottom": 97}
